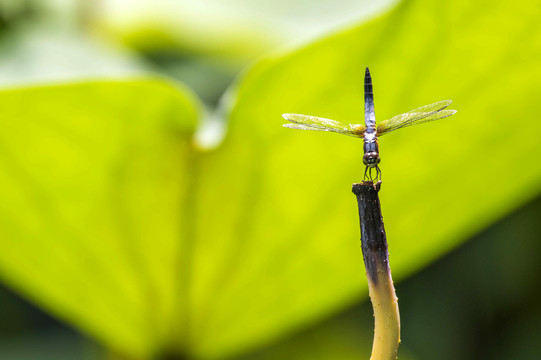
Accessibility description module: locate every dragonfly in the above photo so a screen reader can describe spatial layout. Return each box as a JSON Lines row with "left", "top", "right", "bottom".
{"left": 282, "top": 67, "right": 457, "bottom": 181}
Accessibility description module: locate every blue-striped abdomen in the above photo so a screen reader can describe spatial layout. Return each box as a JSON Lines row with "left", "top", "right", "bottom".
{"left": 364, "top": 67, "right": 376, "bottom": 134}
{"left": 363, "top": 67, "right": 380, "bottom": 167}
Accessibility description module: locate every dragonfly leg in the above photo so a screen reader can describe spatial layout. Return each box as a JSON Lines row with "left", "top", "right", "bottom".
{"left": 364, "top": 166, "right": 381, "bottom": 182}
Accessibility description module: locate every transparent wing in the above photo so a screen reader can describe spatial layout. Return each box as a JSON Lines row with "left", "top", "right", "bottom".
{"left": 282, "top": 113, "right": 364, "bottom": 138}
{"left": 377, "top": 100, "right": 455, "bottom": 136}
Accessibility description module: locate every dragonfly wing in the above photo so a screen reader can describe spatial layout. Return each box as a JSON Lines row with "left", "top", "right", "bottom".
{"left": 284, "top": 124, "right": 328, "bottom": 131}
{"left": 283, "top": 113, "right": 364, "bottom": 137}
{"left": 402, "top": 100, "right": 452, "bottom": 114}
{"left": 377, "top": 100, "right": 455, "bottom": 136}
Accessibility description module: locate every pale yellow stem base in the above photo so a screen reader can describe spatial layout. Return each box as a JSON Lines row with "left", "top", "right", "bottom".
{"left": 367, "top": 261, "right": 400, "bottom": 360}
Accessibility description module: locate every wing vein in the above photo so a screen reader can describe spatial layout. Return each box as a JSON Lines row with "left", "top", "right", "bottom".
{"left": 377, "top": 100, "right": 455, "bottom": 136}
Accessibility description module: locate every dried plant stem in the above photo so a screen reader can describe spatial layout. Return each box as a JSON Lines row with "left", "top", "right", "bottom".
{"left": 352, "top": 181, "right": 400, "bottom": 360}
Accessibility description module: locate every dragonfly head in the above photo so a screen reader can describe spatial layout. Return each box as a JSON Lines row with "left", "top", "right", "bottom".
{"left": 363, "top": 152, "right": 380, "bottom": 167}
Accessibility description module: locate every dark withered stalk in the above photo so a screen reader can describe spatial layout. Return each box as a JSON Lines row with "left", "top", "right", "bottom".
{"left": 352, "top": 181, "right": 400, "bottom": 360}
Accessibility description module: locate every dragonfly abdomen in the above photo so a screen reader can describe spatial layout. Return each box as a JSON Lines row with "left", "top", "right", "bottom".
{"left": 364, "top": 68, "right": 379, "bottom": 168}
{"left": 364, "top": 67, "right": 376, "bottom": 134}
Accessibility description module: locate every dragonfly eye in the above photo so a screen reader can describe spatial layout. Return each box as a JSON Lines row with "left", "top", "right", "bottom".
{"left": 363, "top": 152, "right": 380, "bottom": 166}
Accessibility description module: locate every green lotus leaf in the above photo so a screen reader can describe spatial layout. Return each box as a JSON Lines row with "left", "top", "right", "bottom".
{"left": 0, "top": 79, "right": 200, "bottom": 359}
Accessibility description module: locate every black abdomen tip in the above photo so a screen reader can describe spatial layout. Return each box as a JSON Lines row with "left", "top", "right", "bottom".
{"left": 364, "top": 67, "right": 373, "bottom": 93}
{"left": 365, "top": 67, "right": 372, "bottom": 85}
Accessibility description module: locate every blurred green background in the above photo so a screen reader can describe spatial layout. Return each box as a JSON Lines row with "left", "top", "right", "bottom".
{"left": 0, "top": 0, "right": 540, "bottom": 359}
